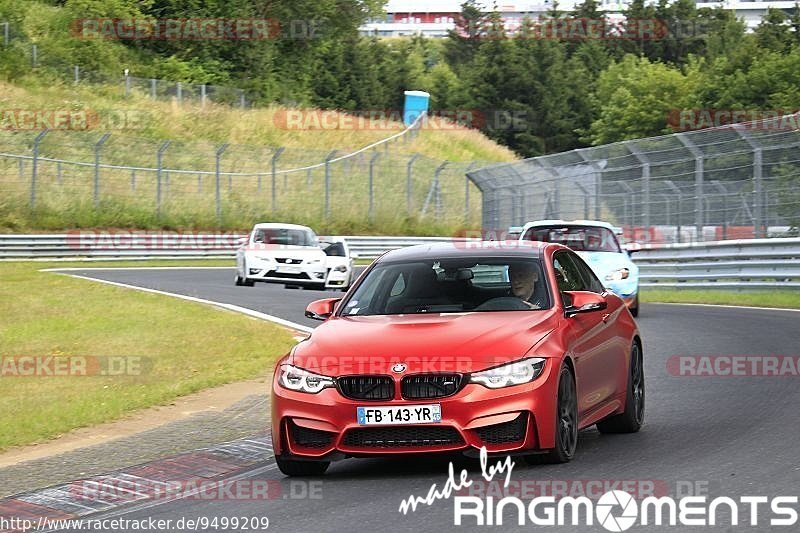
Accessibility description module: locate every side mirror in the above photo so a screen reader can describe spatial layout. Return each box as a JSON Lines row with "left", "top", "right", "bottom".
{"left": 563, "top": 291, "right": 607, "bottom": 317}
{"left": 350, "top": 251, "right": 359, "bottom": 259}
{"left": 305, "top": 298, "right": 341, "bottom": 321}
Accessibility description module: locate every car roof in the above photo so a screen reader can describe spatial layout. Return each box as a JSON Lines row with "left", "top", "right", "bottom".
{"left": 252, "top": 223, "right": 314, "bottom": 231}
{"left": 377, "top": 241, "right": 549, "bottom": 263}
{"left": 521, "top": 219, "right": 618, "bottom": 232}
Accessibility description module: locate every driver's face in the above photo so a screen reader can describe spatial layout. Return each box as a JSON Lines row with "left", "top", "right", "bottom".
{"left": 509, "top": 265, "right": 537, "bottom": 301}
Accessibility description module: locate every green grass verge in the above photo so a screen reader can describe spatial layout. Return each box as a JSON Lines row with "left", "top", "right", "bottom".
{"left": 641, "top": 289, "right": 800, "bottom": 309}
{"left": 0, "top": 261, "right": 297, "bottom": 451}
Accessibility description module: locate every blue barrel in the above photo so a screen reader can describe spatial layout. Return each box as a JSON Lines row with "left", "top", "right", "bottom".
{"left": 403, "top": 90, "right": 431, "bottom": 126}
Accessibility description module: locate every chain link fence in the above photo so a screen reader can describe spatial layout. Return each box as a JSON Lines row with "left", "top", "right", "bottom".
{"left": 0, "top": 122, "right": 487, "bottom": 231}
{"left": 468, "top": 116, "right": 800, "bottom": 244}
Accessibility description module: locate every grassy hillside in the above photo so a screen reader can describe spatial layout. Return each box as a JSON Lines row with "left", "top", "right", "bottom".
{"left": 0, "top": 80, "right": 518, "bottom": 234}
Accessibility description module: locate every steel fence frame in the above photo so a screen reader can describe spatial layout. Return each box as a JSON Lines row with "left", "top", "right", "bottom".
{"left": 468, "top": 116, "right": 800, "bottom": 244}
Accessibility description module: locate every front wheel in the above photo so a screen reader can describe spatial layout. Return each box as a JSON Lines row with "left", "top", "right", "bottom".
{"left": 526, "top": 363, "right": 577, "bottom": 464}
{"left": 597, "top": 342, "right": 644, "bottom": 434}
{"left": 275, "top": 456, "right": 330, "bottom": 477}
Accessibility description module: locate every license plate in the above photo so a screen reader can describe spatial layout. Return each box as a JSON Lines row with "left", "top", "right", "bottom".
{"left": 357, "top": 405, "right": 441, "bottom": 425}
{"left": 276, "top": 265, "right": 302, "bottom": 274}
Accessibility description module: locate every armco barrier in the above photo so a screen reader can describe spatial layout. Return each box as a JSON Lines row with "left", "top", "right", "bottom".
{"left": 1, "top": 234, "right": 799, "bottom": 289}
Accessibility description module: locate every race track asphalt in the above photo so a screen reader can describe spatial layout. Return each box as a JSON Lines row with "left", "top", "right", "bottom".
{"left": 54, "top": 268, "right": 800, "bottom": 532}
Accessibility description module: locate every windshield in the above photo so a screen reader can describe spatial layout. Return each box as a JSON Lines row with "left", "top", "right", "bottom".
{"left": 340, "top": 258, "right": 550, "bottom": 316}
{"left": 522, "top": 225, "right": 621, "bottom": 253}
{"left": 252, "top": 228, "right": 317, "bottom": 247}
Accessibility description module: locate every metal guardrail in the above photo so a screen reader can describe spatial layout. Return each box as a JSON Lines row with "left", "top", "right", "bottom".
{"left": 1, "top": 234, "right": 798, "bottom": 289}
{"left": 634, "top": 237, "right": 800, "bottom": 289}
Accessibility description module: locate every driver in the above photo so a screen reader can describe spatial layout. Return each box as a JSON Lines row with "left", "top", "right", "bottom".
{"left": 508, "top": 262, "right": 539, "bottom": 304}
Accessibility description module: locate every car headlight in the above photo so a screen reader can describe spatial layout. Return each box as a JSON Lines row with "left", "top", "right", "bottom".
{"left": 605, "top": 268, "right": 630, "bottom": 281}
{"left": 278, "top": 365, "right": 335, "bottom": 393}
{"left": 333, "top": 265, "right": 347, "bottom": 272}
{"left": 470, "top": 358, "right": 546, "bottom": 389}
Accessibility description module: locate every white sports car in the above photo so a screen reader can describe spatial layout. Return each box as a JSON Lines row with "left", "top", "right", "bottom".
{"left": 235, "top": 223, "right": 354, "bottom": 291}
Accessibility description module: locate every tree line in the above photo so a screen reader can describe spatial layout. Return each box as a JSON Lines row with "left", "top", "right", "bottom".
{"left": 4, "top": 1, "right": 800, "bottom": 157}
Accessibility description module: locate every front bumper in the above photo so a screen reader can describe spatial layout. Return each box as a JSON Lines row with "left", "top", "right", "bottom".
{"left": 270, "top": 362, "right": 559, "bottom": 460}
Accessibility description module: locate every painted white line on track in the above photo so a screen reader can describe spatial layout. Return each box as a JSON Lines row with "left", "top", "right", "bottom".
{"left": 650, "top": 302, "right": 800, "bottom": 313}
{"left": 41, "top": 266, "right": 232, "bottom": 271}
{"left": 47, "top": 271, "right": 314, "bottom": 334}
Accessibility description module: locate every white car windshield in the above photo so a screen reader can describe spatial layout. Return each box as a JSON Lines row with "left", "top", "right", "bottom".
{"left": 253, "top": 228, "right": 317, "bottom": 247}
{"left": 523, "top": 226, "right": 621, "bottom": 253}
{"left": 341, "top": 258, "right": 550, "bottom": 316}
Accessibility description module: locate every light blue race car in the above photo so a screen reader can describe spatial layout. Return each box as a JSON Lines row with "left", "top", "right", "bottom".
{"left": 517, "top": 219, "right": 640, "bottom": 317}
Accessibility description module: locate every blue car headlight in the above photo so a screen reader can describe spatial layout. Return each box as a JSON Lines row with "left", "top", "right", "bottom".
{"left": 605, "top": 268, "right": 630, "bottom": 282}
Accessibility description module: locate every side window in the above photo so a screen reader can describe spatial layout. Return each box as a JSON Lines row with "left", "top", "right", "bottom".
{"left": 569, "top": 252, "right": 606, "bottom": 294}
{"left": 389, "top": 273, "right": 406, "bottom": 296}
{"left": 553, "top": 252, "right": 589, "bottom": 292}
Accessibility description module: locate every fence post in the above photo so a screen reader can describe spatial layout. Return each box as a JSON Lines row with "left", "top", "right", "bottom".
{"left": 677, "top": 134, "right": 705, "bottom": 241}
{"left": 664, "top": 180, "right": 683, "bottom": 243}
{"left": 406, "top": 154, "right": 420, "bottom": 215}
{"left": 271, "top": 147, "right": 285, "bottom": 212}
{"left": 124, "top": 73, "right": 131, "bottom": 98}
{"left": 574, "top": 182, "right": 591, "bottom": 219}
{"left": 73, "top": 66, "right": 79, "bottom": 84}
{"left": 3, "top": 22, "right": 8, "bottom": 47}
{"left": 92, "top": 133, "right": 111, "bottom": 207}
{"left": 56, "top": 161, "right": 62, "bottom": 185}
{"left": 156, "top": 141, "right": 171, "bottom": 217}
{"left": 753, "top": 148, "right": 764, "bottom": 238}
{"left": 31, "top": 44, "right": 37, "bottom": 68}
{"left": 464, "top": 162, "right": 478, "bottom": 223}
{"left": 710, "top": 180, "right": 729, "bottom": 240}
{"left": 200, "top": 84, "right": 206, "bottom": 108}
{"left": 177, "top": 82, "right": 182, "bottom": 105}
{"left": 422, "top": 162, "right": 448, "bottom": 220}
{"left": 215, "top": 144, "right": 229, "bottom": 223}
{"left": 324, "top": 150, "right": 337, "bottom": 218}
{"left": 30, "top": 129, "right": 49, "bottom": 208}
{"left": 368, "top": 152, "right": 381, "bottom": 221}
{"left": 150, "top": 79, "right": 157, "bottom": 100}
{"left": 240, "top": 92, "right": 246, "bottom": 109}
{"left": 131, "top": 169, "right": 136, "bottom": 191}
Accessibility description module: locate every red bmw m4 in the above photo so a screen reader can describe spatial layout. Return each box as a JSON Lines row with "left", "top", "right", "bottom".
{"left": 271, "top": 241, "right": 644, "bottom": 476}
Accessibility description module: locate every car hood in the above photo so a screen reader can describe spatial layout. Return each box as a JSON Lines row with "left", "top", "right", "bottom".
{"left": 290, "top": 310, "right": 559, "bottom": 375}
{"left": 575, "top": 251, "right": 637, "bottom": 277}
{"left": 245, "top": 246, "right": 325, "bottom": 260}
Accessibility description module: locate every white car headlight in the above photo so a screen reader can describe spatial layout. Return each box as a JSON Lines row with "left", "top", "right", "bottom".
{"left": 333, "top": 265, "right": 347, "bottom": 272}
{"left": 605, "top": 268, "right": 630, "bottom": 281}
{"left": 279, "top": 364, "right": 335, "bottom": 394}
{"left": 470, "top": 358, "right": 546, "bottom": 389}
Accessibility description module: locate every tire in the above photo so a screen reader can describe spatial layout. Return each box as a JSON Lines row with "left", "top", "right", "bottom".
{"left": 597, "top": 342, "right": 644, "bottom": 434}
{"left": 235, "top": 273, "right": 244, "bottom": 286}
{"left": 275, "top": 456, "right": 330, "bottom": 477}
{"left": 526, "top": 363, "right": 578, "bottom": 465}
{"left": 629, "top": 295, "right": 640, "bottom": 317}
